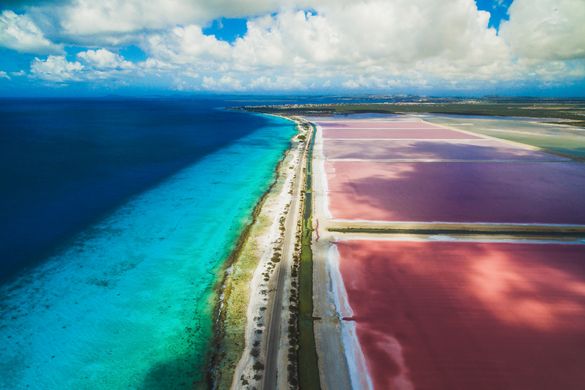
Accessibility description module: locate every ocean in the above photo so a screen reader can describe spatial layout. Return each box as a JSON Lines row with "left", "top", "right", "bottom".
{"left": 0, "top": 98, "right": 295, "bottom": 388}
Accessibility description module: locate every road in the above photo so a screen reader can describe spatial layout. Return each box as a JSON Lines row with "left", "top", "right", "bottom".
{"left": 263, "top": 122, "right": 311, "bottom": 390}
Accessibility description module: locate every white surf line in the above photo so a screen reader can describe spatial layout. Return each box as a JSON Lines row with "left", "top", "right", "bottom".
{"left": 328, "top": 245, "right": 374, "bottom": 390}
{"left": 332, "top": 235, "right": 585, "bottom": 245}
{"left": 326, "top": 158, "right": 567, "bottom": 163}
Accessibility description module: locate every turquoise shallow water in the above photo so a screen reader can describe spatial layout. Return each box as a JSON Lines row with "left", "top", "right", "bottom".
{"left": 0, "top": 114, "right": 294, "bottom": 389}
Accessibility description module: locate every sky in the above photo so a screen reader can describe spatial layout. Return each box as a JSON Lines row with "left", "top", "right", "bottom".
{"left": 0, "top": 0, "right": 584, "bottom": 96}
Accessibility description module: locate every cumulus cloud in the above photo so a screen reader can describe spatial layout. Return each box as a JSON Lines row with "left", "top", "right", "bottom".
{"left": 0, "top": 70, "right": 9, "bottom": 79}
{"left": 31, "top": 55, "right": 83, "bottom": 81}
{"left": 141, "top": 1, "right": 516, "bottom": 90}
{"left": 500, "top": 0, "right": 585, "bottom": 60}
{"left": 231, "top": 11, "right": 343, "bottom": 68}
{"left": 201, "top": 74, "right": 244, "bottom": 90}
{"left": 248, "top": 75, "right": 304, "bottom": 90}
{"left": 57, "top": 0, "right": 278, "bottom": 36}
{"left": 31, "top": 51, "right": 138, "bottom": 83}
{"left": 77, "top": 48, "right": 133, "bottom": 69}
{"left": 143, "top": 25, "right": 230, "bottom": 66}
{"left": 0, "top": 10, "right": 62, "bottom": 54}
{"left": 230, "top": 2, "right": 509, "bottom": 74}
{"left": 3, "top": 0, "right": 583, "bottom": 91}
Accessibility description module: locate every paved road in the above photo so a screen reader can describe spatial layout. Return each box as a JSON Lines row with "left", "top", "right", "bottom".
{"left": 263, "top": 124, "right": 311, "bottom": 390}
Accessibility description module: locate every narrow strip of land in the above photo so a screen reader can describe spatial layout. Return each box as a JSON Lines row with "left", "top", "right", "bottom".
{"left": 263, "top": 119, "right": 313, "bottom": 389}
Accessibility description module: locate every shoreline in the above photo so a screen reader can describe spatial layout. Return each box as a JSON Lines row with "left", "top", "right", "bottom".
{"left": 206, "top": 153, "right": 284, "bottom": 387}
{"left": 207, "top": 114, "right": 305, "bottom": 388}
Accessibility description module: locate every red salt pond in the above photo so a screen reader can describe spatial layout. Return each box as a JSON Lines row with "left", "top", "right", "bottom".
{"left": 323, "top": 139, "right": 567, "bottom": 161}
{"left": 336, "top": 240, "right": 585, "bottom": 390}
{"left": 322, "top": 128, "right": 479, "bottom": 140}
{"left": 326, "top": 161, "right": 585, "bottom": 224}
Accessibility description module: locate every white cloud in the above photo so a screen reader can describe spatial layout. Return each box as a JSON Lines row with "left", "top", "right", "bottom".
{"left": 77, "top": 48, "right": 133, "bottom": 69}
{"left": 2, "top": 0, "right": 583, "bottom": 91}
{"left": 140, "top": 1, "right": 517, "bottom": 90}
{"left": 500, "top": 0, "right": 585, "bottom": 60}
{"left": 0, "top": 10, "right": 62, "bottom": 54}
{"left": 31, "top": 55, "right": 83, "bottom": 81}
{"left": 0, "top": 70, "right": 9, "bottom": 79}
{"left": 140, "top": 58, "right": 176, "bottom": 70}
{"left": 230, "top": 2, "right": 510, "bottom": 74}
{"left": 231, "top": 11, "right": 343, "bottom": 68}
{"left": 31, "top": 52, "right": 138, "bottom": 83}
{"left": 248, "top": 75, "right": 304, "bottom": 90}
{"left": 57, "top": 0, "right": 278, "bottom": 36}
{"left": 201, "top": 74, "right": 244, "bottom": 90}
{"left": 143, "top": 25, "right": 230, "bottom": 66}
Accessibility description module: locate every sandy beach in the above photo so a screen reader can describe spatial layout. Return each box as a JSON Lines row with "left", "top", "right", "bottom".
{"left": 210, "top": 116, "right": 312, "bottom": 389}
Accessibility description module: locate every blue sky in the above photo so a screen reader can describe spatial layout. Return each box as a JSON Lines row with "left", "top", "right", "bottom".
{"left": 0, "top": 0, "right": 584, "bottom": 96}
{"left": 202, "top": 18, "right": 248, "bottom": 44}
{"left": 475, "top": 0, "right": 513, "bottom": 29}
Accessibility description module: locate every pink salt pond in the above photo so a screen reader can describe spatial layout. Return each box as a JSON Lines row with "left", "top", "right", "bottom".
{"left": 322, "top": 128, "right": 479, "bottom": 140}
{"left": 336, "top": 240, "right": 585, "bottom": 390}
{"left": 323, "top": 139, "right": 567, "bottom": 161}
{"left": 326, "top": 161, "right": 585, "bottom": 224}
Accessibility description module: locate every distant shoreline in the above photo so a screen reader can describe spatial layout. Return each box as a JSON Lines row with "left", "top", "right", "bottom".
{"left": 240, "top": 100, "right": 585, "bottom": 128}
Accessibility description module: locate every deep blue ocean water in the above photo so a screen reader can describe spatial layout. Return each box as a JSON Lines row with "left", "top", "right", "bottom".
{"left": 0, "top": 98, "right": 295, "bottom": 388}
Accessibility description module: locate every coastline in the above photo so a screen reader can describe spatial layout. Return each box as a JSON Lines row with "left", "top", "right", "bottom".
{"left": 208, "top": 114, "right": 306, "bottom": 388}
{"left": 206, "top": 155, "right": 283, "bottom": 387}
{"left": 0, "top": 108, "right": 297, "bottom": 389}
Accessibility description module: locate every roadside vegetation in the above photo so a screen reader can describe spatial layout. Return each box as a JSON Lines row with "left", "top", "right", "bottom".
{"left": 297, "top": 123, "right": 320, "bottom": 390}
{"left": 210, "top": 188, "right": 279, "bottom": 389}
{"left": 209, "top": 127, "right": 296, "bottom": 389}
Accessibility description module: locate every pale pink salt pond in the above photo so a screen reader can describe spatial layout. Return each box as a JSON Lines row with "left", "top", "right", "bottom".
{"left": 323, "top": 139, "right": 567, "bottom": 161}
{"left": 322, "top": 128, "right": 479, "bottom": 140}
